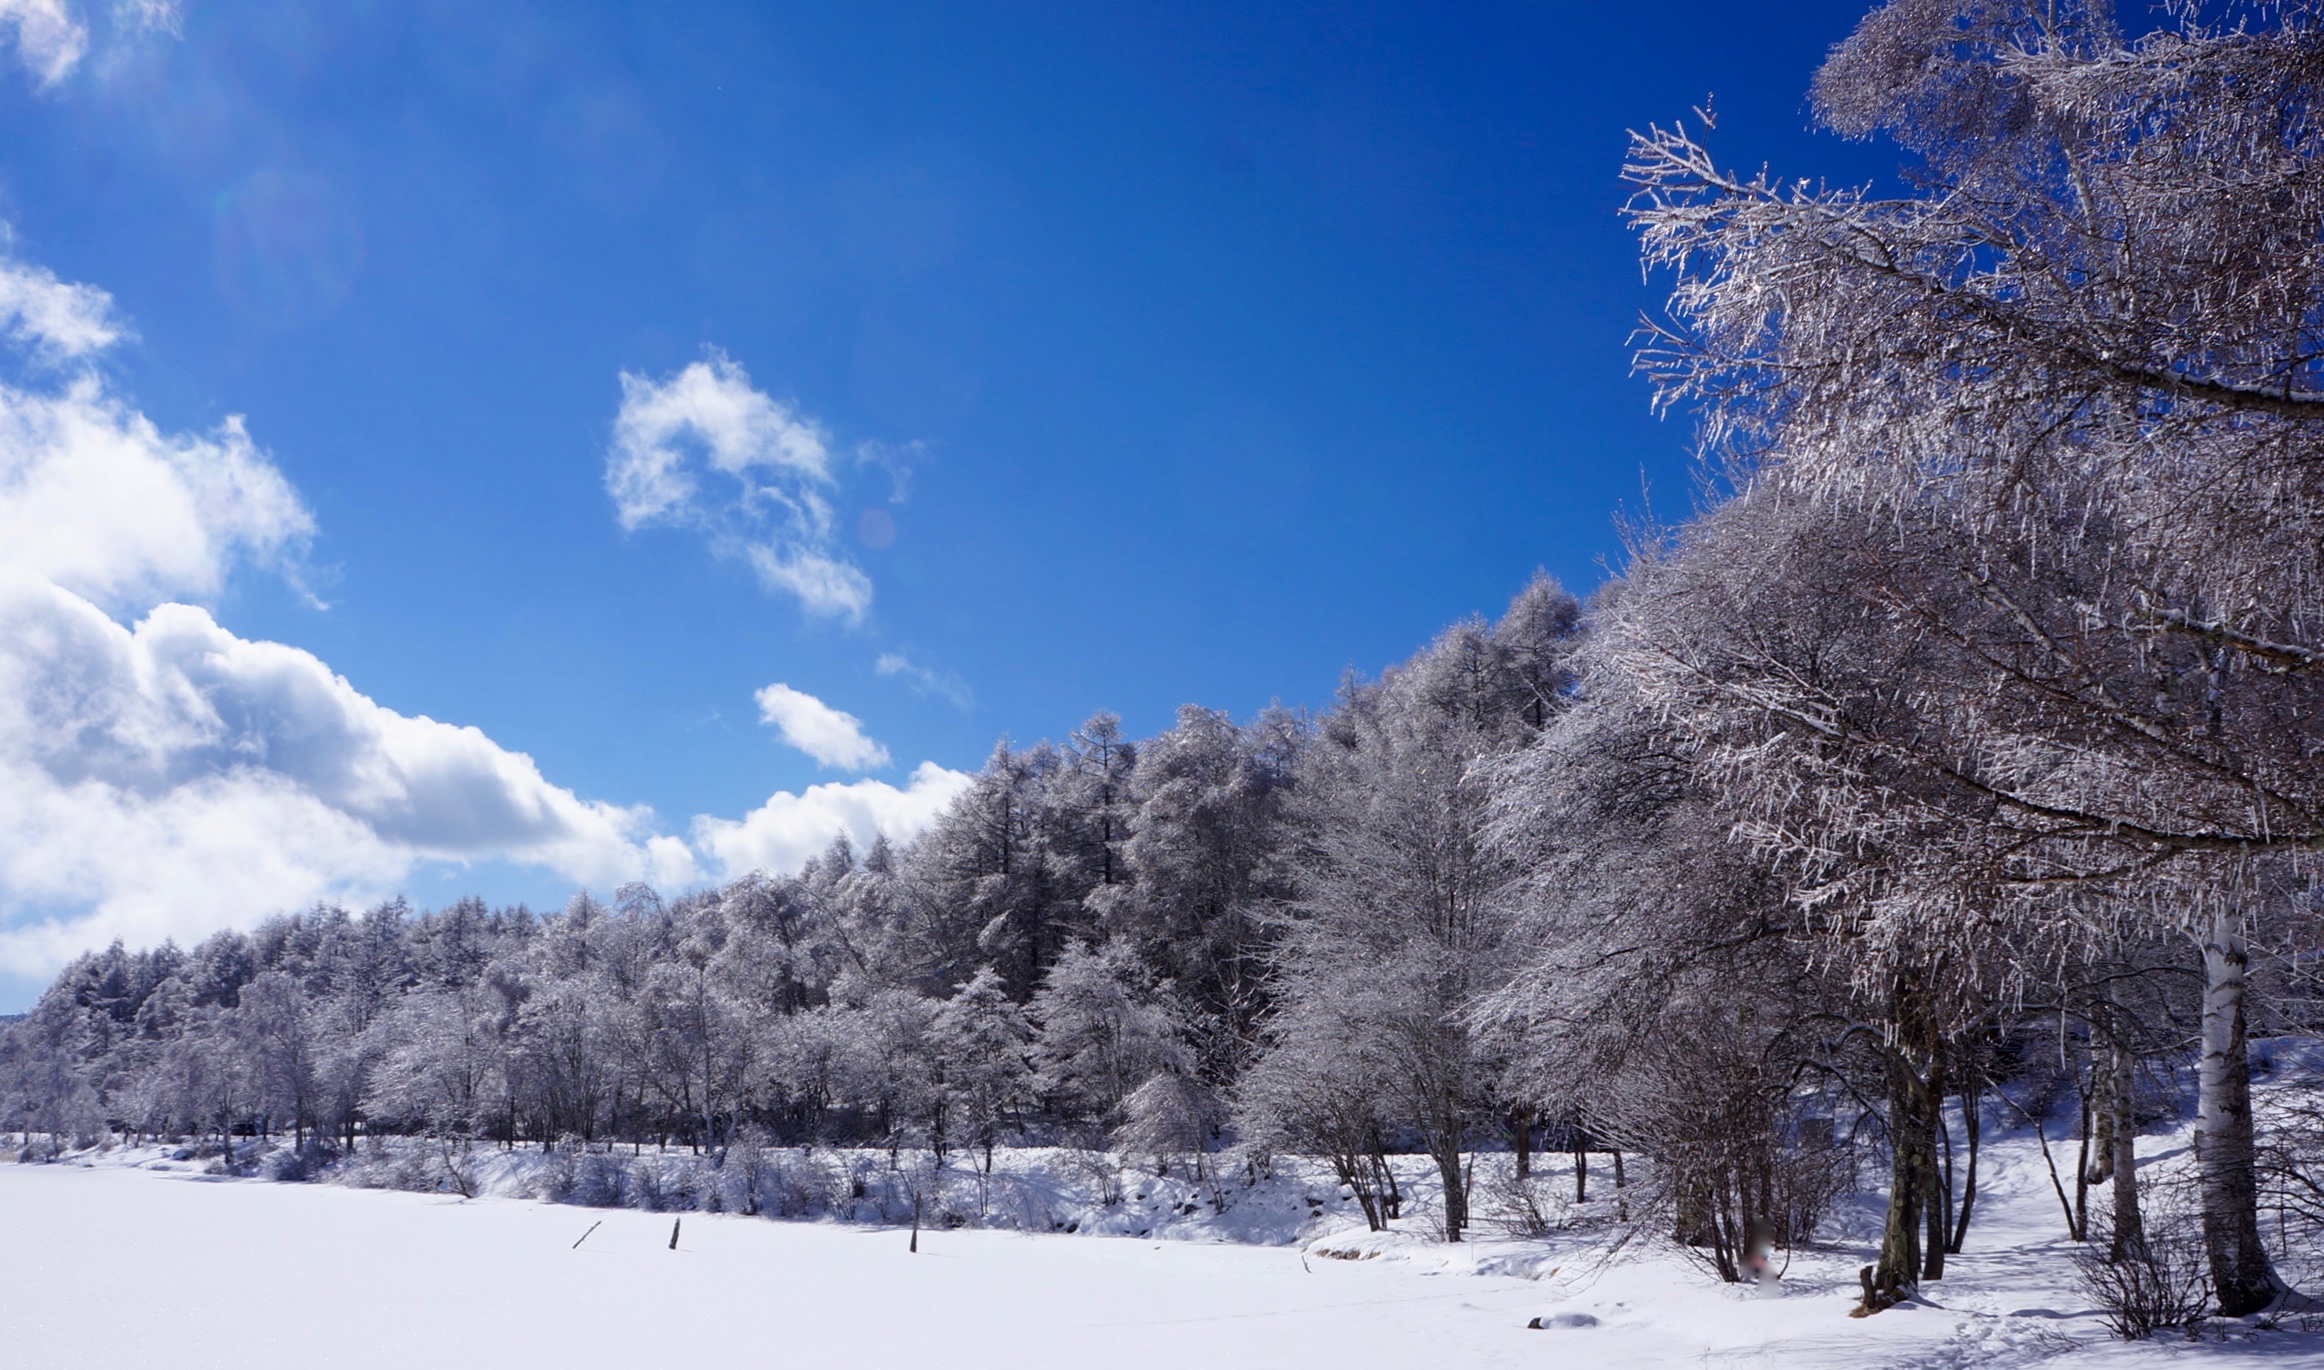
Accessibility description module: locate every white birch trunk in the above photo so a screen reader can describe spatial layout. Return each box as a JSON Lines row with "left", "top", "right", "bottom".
{"left": 2195, "top": 908, "right": 2277, "bottom": 1316}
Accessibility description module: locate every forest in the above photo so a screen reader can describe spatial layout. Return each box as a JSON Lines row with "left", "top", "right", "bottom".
{"left": 8, "top": 0, "right": 2324, "bottom": 1331}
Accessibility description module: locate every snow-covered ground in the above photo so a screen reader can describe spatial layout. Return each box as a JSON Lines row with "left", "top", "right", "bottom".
{"left": 6, "top": 1114, "right": 2324, "bottom": 1367}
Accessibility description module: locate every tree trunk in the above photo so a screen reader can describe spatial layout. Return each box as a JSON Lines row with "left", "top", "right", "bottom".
{"left": 1920, "top": 1059, "right": 1947, "bottom": 1282}
{"left": 2195, "top": 909, "right": 2277, "bottom": 1315}
{"left": 1511, "top": 1106, "right": 1534, "bottom": 1182}
{"left": 1867, "top": 1040, "right": 1937, "bottom": 1308}
{"left": 1337, "top": 1151, "right": 1384, "bottom": 1232}
{"left": 2107, "top": 1037, "right": 2143, "bottom": 1262}
{"left": 2088, "top": 1040, "right": 2117, "bottom": 1186}
{"left": 1948, "top": 1080, "right": 1979, "bottom": 1254}
{"left": 2072, "top": 1052, "right": 2092, "bottom": 1243}
{"left": 1370, "top": 1130, "right": 1402, "bottom": 1221}
{"left": 1436, "top": 1143, "right": 1466, "bottom": 1242}
{"left": 1939, "top": 1102, "right": 1954, "bottom": 1243}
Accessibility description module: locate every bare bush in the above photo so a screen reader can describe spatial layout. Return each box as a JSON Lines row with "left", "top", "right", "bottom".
{"left": 1062, "top": 1145, "right": 1125, "bottom": 1208}
{"left": 2077, "top": 1197, "right": 2210, "bottom": 1341}
{"left": 2256, "top": 1056, "right": 2324, "bottom": 1296}
{"left": 1478, "top": 1163, "right": 1572, "bottom": 1238}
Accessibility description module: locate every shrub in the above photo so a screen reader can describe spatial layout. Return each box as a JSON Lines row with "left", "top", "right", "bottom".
{"left": 2075, "top": 1208, "right": 2209, "bottom": 1341}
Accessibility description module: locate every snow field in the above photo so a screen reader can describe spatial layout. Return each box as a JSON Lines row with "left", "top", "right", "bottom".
{"left": 6, "top": 1097, "right": 2324, "bottom": 1368}
{"left": 0, "top": 1163, "right": 1562, "bottom": 1369}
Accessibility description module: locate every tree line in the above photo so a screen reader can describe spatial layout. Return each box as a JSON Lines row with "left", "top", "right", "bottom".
{"left": 7, "top": 0, "right": 2324, "bottom": 1323}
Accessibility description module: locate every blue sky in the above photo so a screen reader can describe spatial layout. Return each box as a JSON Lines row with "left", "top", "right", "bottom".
{"left": 0, "top": 0, "right": 1895, "bottom": 1009}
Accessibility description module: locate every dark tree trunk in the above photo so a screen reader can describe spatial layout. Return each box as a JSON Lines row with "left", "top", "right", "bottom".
{"left": 2106, "top": 1038, "right": 2144, "bottom": 1262}
{"left": 1948, "top": 1079, "right": 1979, "bottom": 1254}
{"left": 1920, "top": 1060, "right": 1947, "bottom": 1282}
{"left": 1867, "top": 1045, "right": 1932, "bottom": 1308}
{"left": 2072, "top": 1048, "right": 2093, "bottom": 1243}
{"left": 1436, "top": 1145, "right": 1467, "bottom": 1242}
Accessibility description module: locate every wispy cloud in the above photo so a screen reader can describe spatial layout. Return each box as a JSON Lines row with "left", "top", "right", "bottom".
{"left": 116, "top": 0, "right": 179, "bottom": 39}
{"left": 875, "top": 650, "right": 973, "bottom": 710}
{"left": 606, "top": 353, "right": 873, "bottom": 622}
{"left": 0, "top": 246, "right": 123, "bottom": 359}
{"left": 754, "top": 682, "right": 890, "bottom": 771}
{"left": 854, "top": 438, "right": 920, "bottom": 504}
{"left": 0, "top": 0, "right": 86, "bottom": 86}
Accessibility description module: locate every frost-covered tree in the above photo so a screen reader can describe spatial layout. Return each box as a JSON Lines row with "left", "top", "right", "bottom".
{"left": 1235, "top": 987, "right": 1404, "bottom": 1229}
{"left": 235, "top": 971, "right": 319, "bottom": 1147}
{"left": 931, "top": 968, "right": 1036, "bottom": 1170}
{"left": 1061, "top": 711, "right": 1137, "bottom": 893}
{"left": 1030, "top": 939, "right": 1185, "bottom": 1131}
{"left": 907, "top": 741, "right": 1076, "bottom": 998}
{"left": 1259, "top": 580, "right": 1580, "bottom": 1240}
{"left": 1617, "top": 0, "right": 2324, "bottom": 1312}
{"left": 1485, "top": 633, "right": 1859, "bottom": 1277}
{"left": 1102, "top": 704, "right": 1306, "bottom": 1078}
{"left": 363, "top": 985, "right": 507, "bottom": 1142}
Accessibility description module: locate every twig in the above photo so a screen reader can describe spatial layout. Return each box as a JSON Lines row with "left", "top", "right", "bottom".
{"left": 1993, "top": 1091, "right": 2079, "bottom": 1240}
{"left": 571, "top": 1220, "right": 601, "bottom": 1250}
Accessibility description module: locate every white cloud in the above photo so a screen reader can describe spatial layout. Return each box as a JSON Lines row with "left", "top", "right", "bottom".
{"left": 692, "top": 761, "right": 973, "bottom": 881}
{"left": 116, "top": 0, "right": 178, "bottom": 38}
{"left": 0, "top": 249, "right": 978, "bottom": 983}
{"left": 875, "top": 650, "right": 973, "bottom": 710}
{"left": 0, "top": 0, "right": 86, "bottom": 86}
{"left": 607, "top": 354, "right": 830, "bottom": 526}
{"left": 607, "top": 354, "right": 873, "bottom": 621}
{"left": 0, "top": 374, "right": 313, "bottom": 613}
{"left": 0, "top": 575, "right": 698, "bottom": 975}
{"left": 743, "top": 542, "right": 874, "bottom": 622}
{"left": 0, "top": 239, "right": 309, "bottom": 616}
{"left": 754, "top": 682, "right": 890, "bottom": 771}
{"left": 0, "top": 253, "right": 122, "bottom": 358}
{"left": 854, "top": 438, "right": 920, "bottom": 504}
{"left": 0, "top": 247, "right": 697, "bottom": 978}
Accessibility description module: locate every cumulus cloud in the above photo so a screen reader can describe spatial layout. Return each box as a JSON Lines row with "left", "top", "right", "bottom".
{"left": 0, "top": 574, "right": 701, "bottom": 975}
{"left": 875, "top": 650, "right": 973, "bottom": 710}
{"left": 0, "top": 0, "right": 86, "bottom": 86}
{"left": 754, "top": 682, "right": 890, "bottom": 771}
{"left": 607, "top": 354, "right": 873, "bottom": 621}
{"left": 0, "top": 376, "right": 312, "bottom": 613}
{"left": 0, "top": 584, "right": 677, "bottom": 867}
{"left": 692, "top": 761, "right": 972, "bottom": 882}
{"left": 0, "top": 248, "right": 699, "bottom": 976}
{"left": 0, "top": 248, "right": 975, "bottom": 981}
